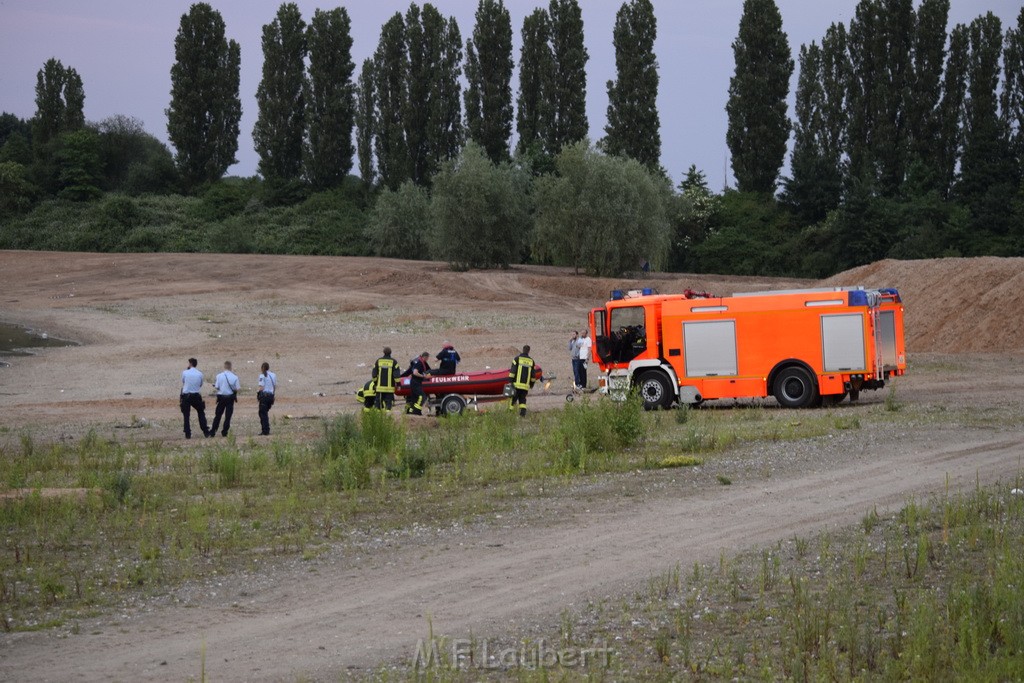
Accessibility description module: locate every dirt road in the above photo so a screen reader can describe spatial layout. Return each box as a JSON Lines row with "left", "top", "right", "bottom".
{"left": 1, "top": 252, "right": 1023, "bottom": 680}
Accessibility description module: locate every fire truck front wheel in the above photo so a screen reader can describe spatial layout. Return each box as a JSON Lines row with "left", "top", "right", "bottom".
{"left": 637, "top": 371, "right": 673, "bottom": 411}
{"left": 773, "top": 366, "right": 819, "bottom": 409}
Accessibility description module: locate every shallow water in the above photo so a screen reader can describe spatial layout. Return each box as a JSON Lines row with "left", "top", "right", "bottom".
{"left": 0, "top": 322, "right": 76, "bottom": 365}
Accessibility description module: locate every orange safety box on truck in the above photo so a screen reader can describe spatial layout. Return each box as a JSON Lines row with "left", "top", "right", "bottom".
{"left": 588, "top": 287, "right": 906, "bottom": 409}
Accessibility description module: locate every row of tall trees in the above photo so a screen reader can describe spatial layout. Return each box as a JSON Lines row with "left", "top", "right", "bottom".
{"left": 6, "top": 0, "right": 1024, "bottom": 279}
{"left": 7, "top": 0, "right": 659, "bottom": 201}
{"left": 716, "top": 0, "right": 1024, "bottom": 273}
{"left": 357, "top": 0, "right": 618, "bottom": 190}
{"left": 359, "top": 3, "right": 463, "bottom": 191}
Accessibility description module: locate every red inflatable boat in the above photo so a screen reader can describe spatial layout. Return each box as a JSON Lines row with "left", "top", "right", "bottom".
{"left": 395, "top": 365, "right": 544, "bottom": 415}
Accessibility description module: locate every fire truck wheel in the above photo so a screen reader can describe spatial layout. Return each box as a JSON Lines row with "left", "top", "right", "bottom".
{"left": 773, "top": 366, "right": 819, "bottom": 408}
{"left": 440, "top": 394, "right": 467, "bottom": 416}
{"left": 637, "top": 371, "right": 672, "bottom": 411}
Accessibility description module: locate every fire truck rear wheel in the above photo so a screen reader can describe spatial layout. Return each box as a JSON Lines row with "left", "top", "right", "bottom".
{"left": 773, "top": 366, "right": 819, "bottom": 408}
{"left": 440, "top": 394, "right": 467, "bottom": 416}
{"left": 638, "top": 371, "right": 672, "bottom": 411}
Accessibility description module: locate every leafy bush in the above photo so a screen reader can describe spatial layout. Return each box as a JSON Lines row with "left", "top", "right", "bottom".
{"left": 208, "top": 215, "right": 256, "bottom": 254}
{"left": 319, "top": 415, "right": 361, "bottom": 461}
{"left": 366, "top": 180, "right": 431, "bottom": 259}
{"left": 430, "top": 142, "right": 532, "bottom": 269}
{"left": 195, "top": 178, "right": 260, "bottom": 222}
{"left": 550, "top": 396, "right": 648, "bottom": 472}
{"left": 534, "top": 140, "right": 671, "bottom": 276}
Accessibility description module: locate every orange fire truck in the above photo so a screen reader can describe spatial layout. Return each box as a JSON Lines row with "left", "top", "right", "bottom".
{"left": 588, "top": 286, "right": 906, "bottom": 409}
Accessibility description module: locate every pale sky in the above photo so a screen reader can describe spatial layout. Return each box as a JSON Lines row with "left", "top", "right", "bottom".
{"left": 0, "top": 0, "right": 1019, "bottom": 189}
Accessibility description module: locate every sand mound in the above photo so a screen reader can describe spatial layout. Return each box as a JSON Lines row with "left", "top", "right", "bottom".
{"left": 823, "top": 257, "right": 1024, "bottom": 353}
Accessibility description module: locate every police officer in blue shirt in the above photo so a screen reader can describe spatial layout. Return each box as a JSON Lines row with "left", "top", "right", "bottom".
{"left": 210, "top": 360, "right": 240, "bottom": 437}
{"left": 257, "top": 362, "right": 277, "bottom": 435}
{"left": 180, "top": 357, "right": 210, "bottom": 439}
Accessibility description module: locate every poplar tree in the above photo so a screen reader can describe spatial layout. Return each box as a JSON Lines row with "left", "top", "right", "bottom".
{"left": 406, "top": 4, "right": 463, "bottom": 185}
{"left": 432, "top": 14, "right": 464, "bottom": 168}
{"left": 908, "top": 0, "right": 949, "bottom": 180}
{"left": 406, "top": 3, "right": 431, "bottom": 184}
{"left": 373, "top": 14, "right": 410, "bottom": 189}
{"left": 726, "top": 0, "right": 793, "bottom": 194}
{"left": 819, "top": 23, "right": 850, "bottom": 179}
{"left": 846, "top": 0, "right": 914, "bottom": 196}
{"left": 304, "top": 7, "right": 355, "bottom": 189}
{"left": 354, "top": 58, "right": 376, "bottom": 187}
{"left": 547, "top": 0, "right": 589, "bottom": 155}
{"left": 166, "top": 2, "right": 241, "bottom": 188}
{"left": 604, "top": 0, "right": 660, "bottom": 170}
{"left": 516, "top": 9, "right": 554, "bottom": 157}
{"left": 958, "top": 13, "right": 1014, "bottom": 236}
{"left": 1003, "top": 8, "right": 1024, "bottom": 181}
{"left": 32, "top": 58, "right": 85, "bottom": 147}
{"left": 783, "top": 23, "right": 848, "bottom": 221}
{"left": 62, "top": 69, "right": 85, "bottom": 133}
{"left": 464, "top": 0, "right": 513, "bottom": 163}
{"left": 253, "top": 2, "right": 307, "bottom": 183}
{"left": 937, "top": 24, "right": 968, "bottom": 198}
{"left": 784, "top": 43, "right": 828, "bottom": 221}
{"left": 876, "top": 0, "right": 914, "bottom": 195}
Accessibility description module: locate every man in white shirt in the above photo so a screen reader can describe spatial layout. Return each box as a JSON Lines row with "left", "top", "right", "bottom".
{"left": 577, "top": 330, "right": 592, "bottom": 389}
{"left": 210, "top": 360, "right": 240, "bottom": 437}
{"left": 180, "top": 357, "right": 210, "bottom": 439}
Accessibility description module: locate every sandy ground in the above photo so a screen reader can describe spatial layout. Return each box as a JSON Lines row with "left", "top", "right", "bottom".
{"left": 1, "top": 251, "right": 1023, "bottom": 681}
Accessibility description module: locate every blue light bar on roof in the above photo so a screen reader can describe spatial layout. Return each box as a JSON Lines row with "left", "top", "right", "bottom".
{"left": 848, "top": 290, "right": 869, "bottom": 306}
{"left": 610, "top": 290, "right": 624, "bottom": 300}
{"left": 642, "top": 287, "right": 654, "bottom": 295}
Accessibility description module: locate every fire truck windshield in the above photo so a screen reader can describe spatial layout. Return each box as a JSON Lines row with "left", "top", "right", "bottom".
{"left": 608, "top": 306, "right": 647, "bottom": 362}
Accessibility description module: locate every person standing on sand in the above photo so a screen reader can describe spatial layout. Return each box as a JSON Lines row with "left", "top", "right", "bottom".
{"left": 257, "top": 362, "right": 277, "bottom": 435}
{"left": 404, "top": 352, "right": 431, "bottom": 415}
{"left": 210, "top": 360, "right": 240, "bottom": 437}
{"left": 576, "top": 329, "right": 592, "bottom": 390}
{"left": 569, "top": 330, "right": 580, "bottom": 388}
{"left": 180, "top": 357, "right": 210, "bottom": 439}
{"left": 372, "top": 347, "right": 399, "bottom": 411}
{"left": 508, "top": 345, "right": 537, "bottom": 417}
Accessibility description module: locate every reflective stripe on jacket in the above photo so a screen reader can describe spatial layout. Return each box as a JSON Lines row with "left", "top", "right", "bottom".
{"left": 509, "top": 354, "right": 535, "bottom": 391}
{"left": 373, "top": 357, "right": 399, "bottom": 392}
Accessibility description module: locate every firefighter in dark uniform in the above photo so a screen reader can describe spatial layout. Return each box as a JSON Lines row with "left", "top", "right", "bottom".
{"left": 356, "top": 379, "right": 377, "bottom": 412}
{"left": 435, "top": 341, "right": 461, "bottom": 375}
{"left": 372, "top": 347, "right": 399, "bottom": 410}
{"left": 508, "top": 345, "right": 536, "bottom": 417}
{"left": 404, "top": 351, "right": 431, "bottom": 415}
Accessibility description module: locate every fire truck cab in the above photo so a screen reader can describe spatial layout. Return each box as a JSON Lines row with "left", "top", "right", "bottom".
{"left": 588, "top": 286, "right": 906, "bottom": 410}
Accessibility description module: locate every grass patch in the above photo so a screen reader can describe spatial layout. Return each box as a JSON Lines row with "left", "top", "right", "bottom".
{"left": 477, "top": 477, "right": 1024, "bottom": 680}
{"left": 658, "top": 455, "right": 703, "bottom": 469}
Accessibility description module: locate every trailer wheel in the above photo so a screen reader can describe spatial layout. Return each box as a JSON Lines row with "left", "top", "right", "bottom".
{"left": 637, "top": 371, "right": 673, "bottom": 411}
{"left": 773, "top": 366, "right": 819, "bottom": 408}
{"left": 440, "top": 394, "right": 467, "bottom": 416}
